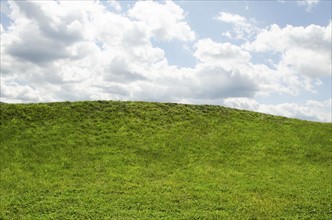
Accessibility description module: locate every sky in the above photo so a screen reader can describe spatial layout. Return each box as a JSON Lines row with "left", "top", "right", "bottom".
{"left": 0, "top": 0, "right": 331, "bottom": 122}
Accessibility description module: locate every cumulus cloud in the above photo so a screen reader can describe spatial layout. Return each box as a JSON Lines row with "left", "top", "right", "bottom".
{"left": 224, "top": 98, "right": 331, "bottom": 122}
{"left": 1, "top": 1, "right": 165, "bottom": 99}
{"left": 0, "top": 0, "right": 260, "bottom": 105}
{"left": 194, "top": 38, "right": 251, "bottom": 64}
{"left": 193, "top": 65, "right": 257, "bottom": 99}
{"left": 245, "top": 22, "right": 331, "bottom": 78}
{"left": 0, "top": 1, "right": 330, "bottom": 122}
{"left": 243, "top": 22, "right": 331, "bottom": 97}
{"left": 191, "top": 38, "right": 259, "bottom": 99}
{"left": 128, "top": 1, "right": 195, "bottom": 42}
{"left": 192, "top": 38, "right": 310, "bottom": 97}
{"left": 104, "top": 58, "right": 147, "bottom": 83}
{"left": 4, "top": 1, "right": 83, "bottom": 64}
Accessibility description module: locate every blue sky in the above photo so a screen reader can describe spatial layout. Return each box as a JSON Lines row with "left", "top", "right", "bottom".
{"left": 0, "top": 0, "right": 331, "bottom": 122}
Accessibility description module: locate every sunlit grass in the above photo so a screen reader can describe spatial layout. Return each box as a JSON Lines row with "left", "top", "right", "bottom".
{"left": 1, "top": 101, "right": 331, "bottom": 219}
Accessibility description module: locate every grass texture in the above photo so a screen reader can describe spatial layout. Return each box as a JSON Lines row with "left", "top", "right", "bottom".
{"left": 1, "top": 101, "right": 331, "bottom": 219}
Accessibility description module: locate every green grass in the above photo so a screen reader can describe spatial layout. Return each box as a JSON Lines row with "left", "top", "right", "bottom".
{"left": 0, "top": 100, "right": 331, "bottom": 219}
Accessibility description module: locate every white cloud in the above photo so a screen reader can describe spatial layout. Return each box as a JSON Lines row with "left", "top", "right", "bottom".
{"left": 216, "top": 11, "right": 248, "bottom": 25}
{"left": 193, "top": 65, "right": 257, "bottom": 99}
{"left": 216, "top": 11, "right": 257, "bottom": 40}
{"left": 0, "top": 1, "right": 330, "bottom": 122}
{"left": 128, "top": 1, "right": 195, "bottom": 42}
{"left": 192, "top": 38, "right": 315, "bottom": 97}
{"left": 223, "top": 97, "right": 260, "bottom": 111}
{"left": 245, "top": 22, "right": 332, "bottom": 79}
{"left": 0, "top": 1, "right": 196, "bottom": 105}
{"left": 194, "top": 38, "right": 251, "bottom": 64}
{"left": 246, "top": 23, "right": 331, "bottom": 54}
{"left": 1, "top": 1, "right": 260, "bottom": 105}
{"left": 191, "top": 38, "right": 259, "bottom": 99}
{"left": 297, "top": 0, "right": 320, "bottom": 11}
{"left": 1, "top": 0, "right": 170, "bottom": 102}
{"left": 222, "top": 31, "right": 232, "bottom": 39}
{"left": 224, "top": 98, "right": 331, "bottom": 122}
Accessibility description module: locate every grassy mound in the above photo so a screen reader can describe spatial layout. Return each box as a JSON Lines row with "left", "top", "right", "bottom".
{"left": 1, "top": 101, "right": 331, "bottom": 219}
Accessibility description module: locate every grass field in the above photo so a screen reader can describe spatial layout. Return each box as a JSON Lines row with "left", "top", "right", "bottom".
{"left": 0, "top": 101, "right": 331, "bottom": 219}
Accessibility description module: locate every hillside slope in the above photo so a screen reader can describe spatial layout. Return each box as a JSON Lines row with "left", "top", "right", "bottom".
{"left": 1, "top": 101, "right": 331, "bottom": 219}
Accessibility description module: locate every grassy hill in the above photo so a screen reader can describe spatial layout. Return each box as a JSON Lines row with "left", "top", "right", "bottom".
{"left": 0, "top": 101, "right": 331, "bottom": 219}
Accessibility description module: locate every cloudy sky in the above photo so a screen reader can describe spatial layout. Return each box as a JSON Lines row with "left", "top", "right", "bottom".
{"left": 1, "top": 0, "right": 331, "bottom": 122}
